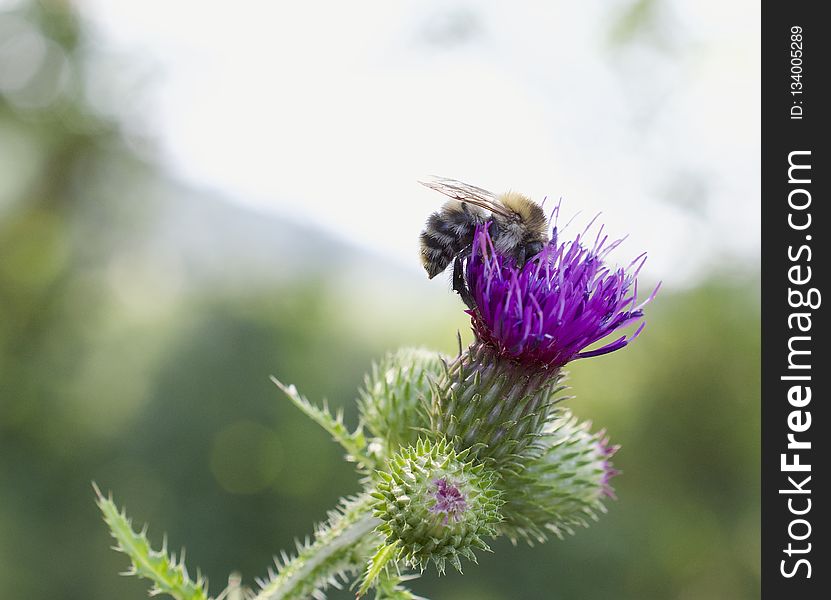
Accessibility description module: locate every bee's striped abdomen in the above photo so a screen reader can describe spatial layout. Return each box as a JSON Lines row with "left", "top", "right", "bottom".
{"left": 419, "top": 204, "right": 482, "bottom": 279}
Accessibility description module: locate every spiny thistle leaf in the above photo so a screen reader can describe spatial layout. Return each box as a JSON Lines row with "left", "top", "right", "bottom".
{"left": 253, "top": 494, "right": 381, "bottom": 600}
{"left": 356, "top": 541, "right": 400, "bottom": 598}
{"left": 374, "top": 571, "right": 426, "bottom": 600}
{"left": 271, "top": 377, "right": 374, "bottom": 471}
{"left": 94, "top": 483, "right": 211, "bottom": 600}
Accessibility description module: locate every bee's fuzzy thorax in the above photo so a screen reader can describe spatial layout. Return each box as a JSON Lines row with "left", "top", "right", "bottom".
{"left": 497, "top": 191, "right": 548, "bottom": 236}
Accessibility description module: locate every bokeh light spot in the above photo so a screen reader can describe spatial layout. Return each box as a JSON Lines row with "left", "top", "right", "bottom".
{"left": 210, "top": 420, "right": 284, "bottom": 494}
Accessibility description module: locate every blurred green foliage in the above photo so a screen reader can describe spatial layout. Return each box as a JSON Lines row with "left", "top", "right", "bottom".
{"left": 1, "top": 2, "right": 758, "bottom": 599}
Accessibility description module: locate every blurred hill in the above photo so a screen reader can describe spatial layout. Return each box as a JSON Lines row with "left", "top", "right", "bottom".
{"left": 144, "top": 180, "right": 430, "bottom": 289}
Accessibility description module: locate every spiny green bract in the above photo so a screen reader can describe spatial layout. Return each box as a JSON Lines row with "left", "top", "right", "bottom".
{"left": 499, "top": 411, "right": 619, "bottom": 544}
{"left": 358, "top": 348, "right": 444, "bottom": 460}
{"left": 371, "top": 437, "right": 504, "bottom": 575}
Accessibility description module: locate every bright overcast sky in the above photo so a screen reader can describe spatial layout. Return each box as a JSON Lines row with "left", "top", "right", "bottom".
{"left": 78, "top": 0, "right": 760, "bottom": 287}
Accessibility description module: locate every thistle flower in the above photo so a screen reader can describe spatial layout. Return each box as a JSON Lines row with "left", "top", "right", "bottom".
{"left": 431, "top": 211, "right": 654, "bottom": 473}
{"left": 465, "top": 218, "right": 659, "bottom": 370}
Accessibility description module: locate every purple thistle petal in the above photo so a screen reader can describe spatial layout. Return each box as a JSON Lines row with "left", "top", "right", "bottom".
{"left": 465, "top": 220, "right": 657, "bottom": 369}
{"left": 576, "top": 335, "right": 628, "bottom": 359}
{"left": 429, "top": 478, "right": 467, "bottom": 525}
{"left": 596, "top": 433, "right": 621, "bottom": 499}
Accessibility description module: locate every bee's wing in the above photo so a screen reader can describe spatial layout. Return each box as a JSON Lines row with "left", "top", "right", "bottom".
{"left": 419, "top": 177, "right": 512, "bottom": 217}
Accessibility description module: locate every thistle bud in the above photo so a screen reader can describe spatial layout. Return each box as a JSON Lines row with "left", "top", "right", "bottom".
{"left": 372, "top": 437, "right": 503, "bottom": 574}
{"left": 499, "top": 411, "right": 620, "bottom": 544}
{"left": 358, "top": 348, "right": 444, "bottom": 459}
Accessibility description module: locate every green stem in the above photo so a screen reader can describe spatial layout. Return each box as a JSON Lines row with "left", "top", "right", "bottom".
{"left": 254, "top": 494, "right": 381, "bottom": 600}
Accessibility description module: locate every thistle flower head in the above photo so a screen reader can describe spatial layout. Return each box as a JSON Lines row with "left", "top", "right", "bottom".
{"left": 372, "top": 438, "right": 503, "bottom": 574}
{"left": 465, "top": 216, "right": 659, "bottom": 370}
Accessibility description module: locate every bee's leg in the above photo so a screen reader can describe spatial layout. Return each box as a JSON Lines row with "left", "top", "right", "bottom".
{"left": 515, "top": 245, "right": 527, "bottom": 269}
{"left": 452, "top": 254, "right": 476, "bottom": 309}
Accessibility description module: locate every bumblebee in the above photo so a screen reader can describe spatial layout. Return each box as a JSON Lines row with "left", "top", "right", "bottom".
{"left": 419, "top": 177, "right": 549, "bottom": 307}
